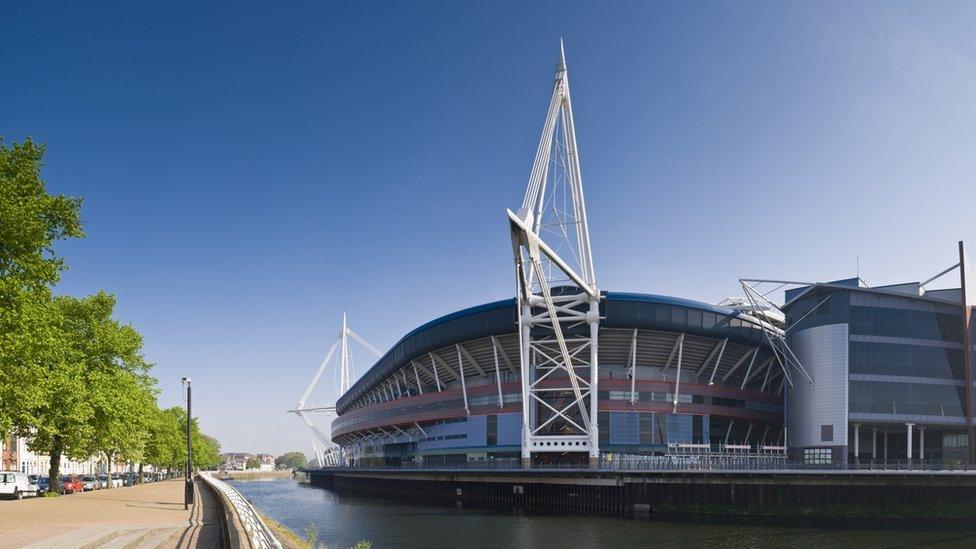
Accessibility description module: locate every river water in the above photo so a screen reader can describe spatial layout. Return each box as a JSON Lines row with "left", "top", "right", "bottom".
{"left": 230, "top": 479, "right": 976, "bottom": 548}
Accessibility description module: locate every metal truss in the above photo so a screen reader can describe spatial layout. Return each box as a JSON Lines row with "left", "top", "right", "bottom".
{"left": 288, "top": 313, "right": 382, "bottom": 464}
{"left": 508, "top": 42, "right": 600, "bottom": 460}
{"left": 737, "top": 279, "right": 815, "bottom": 388}
{"left": 309, "top": 439, "right": 340, "bottom": 468}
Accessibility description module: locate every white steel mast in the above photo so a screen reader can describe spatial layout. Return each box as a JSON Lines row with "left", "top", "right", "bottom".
{"left": 508, "top": 41, "right": 601, "bottom": 465}
{"left": 289, "top": 314, "right": 382, "bottom": 463}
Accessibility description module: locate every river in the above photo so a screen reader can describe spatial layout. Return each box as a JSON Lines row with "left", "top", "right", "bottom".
{"left": 229, "top": 479, "right": 976, "bottom": 548}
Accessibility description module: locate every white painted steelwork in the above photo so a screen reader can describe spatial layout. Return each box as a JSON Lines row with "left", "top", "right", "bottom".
{"left": 508, "top": 42, "right": 600, "bottom": 460}
{"left": 289, "top": 314, "right": 382, "bottom": 464}
{"left": 737, "top": 280, "right": 814, "bottom": 388}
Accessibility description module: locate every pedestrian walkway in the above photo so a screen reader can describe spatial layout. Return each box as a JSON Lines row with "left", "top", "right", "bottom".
{"left": 0, "top": 479, "right": 224, "bottom": 548}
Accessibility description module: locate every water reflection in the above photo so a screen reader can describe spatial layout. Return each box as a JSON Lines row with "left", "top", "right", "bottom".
{"left": 230, "top": 479, "right": 976, "bottom": 549}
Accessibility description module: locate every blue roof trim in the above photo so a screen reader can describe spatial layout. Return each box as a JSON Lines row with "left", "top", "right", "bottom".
{"left": 396, "top": 298, "right": 515, "bottom": 343}
{"left": 336, "top": 291, "right": 766, "bottom": 413}
{"left": 604, "top": 292, "right": 739, "bottom": 317}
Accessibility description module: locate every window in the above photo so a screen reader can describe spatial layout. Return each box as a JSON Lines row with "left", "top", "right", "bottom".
{"left": 821, "top": 424, "right": 833, "bottom": 442}
{"left": 850, "top": 305, "right": 962, "bottom": 342}
{"left": 639, "top": 413, "right": 654, "bottom": 445}
{"left": 804, "top": 448, "right": 832, "bottom": 465}
{"left": 849, "top": 380, "right": 965, "bottom": 416}
{"left": 487, "top": 415, "right": 497, "bottom": 446}
{"left": 850, "top": 342, "right": 964, "bottom": 380}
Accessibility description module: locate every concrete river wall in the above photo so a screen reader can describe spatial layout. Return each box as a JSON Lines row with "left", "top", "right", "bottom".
{"left": 304, "top": 468, "right": 976, "bottom": 518}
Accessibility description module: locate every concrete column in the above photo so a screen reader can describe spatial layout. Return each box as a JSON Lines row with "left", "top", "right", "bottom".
{"left": 853, "top": 423, "right": 860, "bottom": 460}
{"left": 884, "top": 430, "right": 889, "bottom": 460}
{"left": 872, "top": 428, "right": 877, "bottom": 459}
{"left": 919, "top": 428, "right": 925, "bottom": 460}
{"left": 906, "top": 423, "right": 914, "bottom": 460}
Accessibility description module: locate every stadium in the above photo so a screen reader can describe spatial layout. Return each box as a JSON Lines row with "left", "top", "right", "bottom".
{"left": 315, "top": 44, "right": 800, "bottom": 467}
{"left": 303, "top": 44, "right": 974, "bottom": 468}
{"left": 332, "top": 293, "right": 786, "bottom": 466}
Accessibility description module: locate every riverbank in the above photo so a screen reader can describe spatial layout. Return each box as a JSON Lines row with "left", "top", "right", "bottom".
{"left": 0, "top": 479, "right": 222, "bottom": 548}
{"left": 305, "top": 467, "right": 976, "bottom": 519}
{"left": 220, "top": 469, "right": 295, "bottom": 481}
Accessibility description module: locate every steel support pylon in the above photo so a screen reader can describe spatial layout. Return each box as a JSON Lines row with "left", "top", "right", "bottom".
{"left": 289, "top": 313, "right": 382, "bottom": 465}
{"left": 508, "top": 42, "right": 600, "bottom": 463}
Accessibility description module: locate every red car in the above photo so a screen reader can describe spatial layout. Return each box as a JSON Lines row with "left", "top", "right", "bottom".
{"left": 60, "top": 476, "right": 84, "bottom": 494}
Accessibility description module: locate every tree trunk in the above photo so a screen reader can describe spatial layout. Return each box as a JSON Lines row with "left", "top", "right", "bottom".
{"left": 138, "top": 462, "right": 144, "bottom": 485}
{"left": 105, "top": 451, "right": 113, "bottom": 489}
{"left": 48, "top": 435, "right": 63, "bottom": 494}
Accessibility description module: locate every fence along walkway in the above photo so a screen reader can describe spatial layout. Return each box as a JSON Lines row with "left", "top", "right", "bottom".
{"left": 200, "top": 472, "right": 282, "bottom": 549}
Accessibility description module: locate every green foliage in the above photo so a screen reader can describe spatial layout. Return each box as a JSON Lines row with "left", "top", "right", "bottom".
{"left": 194, "top": 432, "right": 221, "bottom": 469}
{"left": 143, "top": 407, "right": 185, "bottom": 470}
{"left": 141, "top": 406, "right": 221, "bottom": 471}
{"left": 275, "top": 451, "right": 308, "bottom": 470}
{"left": 0, "top": 137, "right": 82, "bottom": 437}
{"left": 0, "top": 137, "right": 224, "bottom": 482}
{"left": 17, "top": 291, "right": 167, "bottom": 489}
{"left": 246, "top": 456, "right": 261, "bottom": 470}
{"left": 0, "top": 137, "right": 83, "bottom": 289}
{"left": 353, "top": 541, "right": 371, "bottom": 549}
{"left": 304, "top": 523, "right": 318, "bottom": 547}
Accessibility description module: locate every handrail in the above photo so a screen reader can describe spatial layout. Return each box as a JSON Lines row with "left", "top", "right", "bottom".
{"left": 303, "top": 455, "right": 976, "bottom": 474}
{"left": 200, "top": 472, "right": 283, "bottom": 549}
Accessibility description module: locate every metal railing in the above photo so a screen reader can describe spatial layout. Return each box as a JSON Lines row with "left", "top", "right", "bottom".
{"left": 200, "top": 472, "right": 283, "bottom": 549}
{"left": 305, "top": 455, "right": 976, "bottom": 474}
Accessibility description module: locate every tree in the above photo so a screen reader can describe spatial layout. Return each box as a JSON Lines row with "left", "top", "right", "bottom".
{"left": 0, "top": 138, "right": 222, "bottom": 487}
{"left": 19, "top": 292, "right": 154, "bottom": 489}
{"left": 194, "top": 433, "right": 221, "bottom": 470}
{"left": 143, "top": 406, "right": 184, "bottom": 480}
{"left": 275, "top": 452, "right": 307, "bottom": 470}
{"left": 0, "top": 138, "right": 83, "bottom": 437}
{"left": 246, "top": 456, "right": 261, "bottom": 470}
{"left": 148, "top": 406, "right": 222, "bottom": 474}
{"left": 84, "top": 367, "right": 157, "bottom": 488}
{"left": 78, "top": 296, "right": 156, "bottom": 488}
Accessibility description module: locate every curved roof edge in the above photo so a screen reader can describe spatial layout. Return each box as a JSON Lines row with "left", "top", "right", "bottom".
{"left": 335, "top": 291, "right": 766, "bottom": 413}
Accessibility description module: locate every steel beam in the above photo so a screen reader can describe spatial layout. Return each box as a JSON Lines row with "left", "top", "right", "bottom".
{"left": 457, "top": 343, "right": 488, "bottom": 378}
{"left": 491, "top": 335, "right": 519, "bottom": 375}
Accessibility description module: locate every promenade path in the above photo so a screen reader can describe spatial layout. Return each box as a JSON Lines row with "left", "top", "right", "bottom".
{"left": 0, "top": 479, "right": 224, "bottom": 548}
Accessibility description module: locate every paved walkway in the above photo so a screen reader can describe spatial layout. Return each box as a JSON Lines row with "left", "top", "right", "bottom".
{"left": 0, "top": 479, "right": 224, "bottom": 548}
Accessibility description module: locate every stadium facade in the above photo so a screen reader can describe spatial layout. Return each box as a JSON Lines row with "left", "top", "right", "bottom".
{"left": 783, "top": 247, "right": 976, "bottom": 464}
{"left": 332, "top": 293, "right": 786, "bottom": 466}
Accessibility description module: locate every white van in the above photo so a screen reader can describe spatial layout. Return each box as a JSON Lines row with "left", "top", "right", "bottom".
{"left": 0, "top": 471, "right": 39, "bottom": 499}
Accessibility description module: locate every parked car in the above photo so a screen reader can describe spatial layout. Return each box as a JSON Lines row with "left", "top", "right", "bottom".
{"left": 81, "top": 475, "right": 99, "bottom": 491}
{"left": 0, "top": 471, "right": 39, "bottom": 499}
{"left": 36, "top": 476, "right": 49, "bottom": 495}
{"left": 61, "top": 475, "right": 84, "bottom": 494}
{"left": 109, "top": 473, "right": 124, "bottom": 488}
{"left": 96, "top": 474, "right": 121, "bottom": 488}
{"left": 35, "top": 476, "right": 61, "bottom": 495}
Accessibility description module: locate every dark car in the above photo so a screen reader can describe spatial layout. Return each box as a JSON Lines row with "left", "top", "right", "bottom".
{"left": 37, "top": 476, "right": 68, "bottom": 495}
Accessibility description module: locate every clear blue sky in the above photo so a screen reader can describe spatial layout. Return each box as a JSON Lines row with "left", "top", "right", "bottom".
{"left": 3, "top": 1, "right": 975, "bottom": 455}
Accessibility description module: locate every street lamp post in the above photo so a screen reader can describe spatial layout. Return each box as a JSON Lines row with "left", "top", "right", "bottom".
{"left": 182, "top": 377, "right": 194, "bottom": 510}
